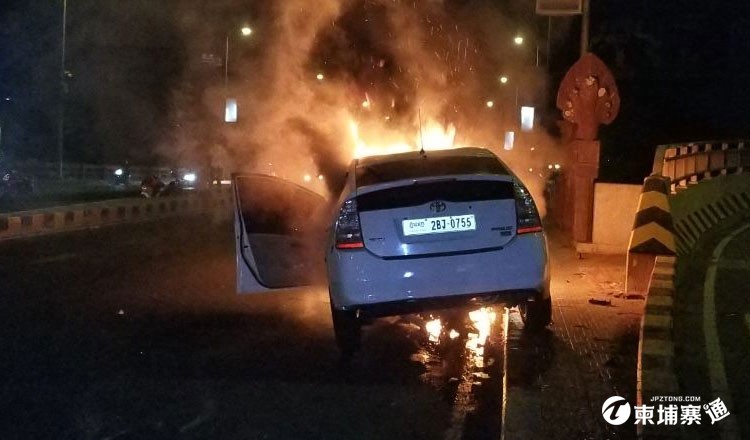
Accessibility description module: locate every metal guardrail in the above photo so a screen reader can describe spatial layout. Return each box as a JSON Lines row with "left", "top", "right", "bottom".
{"left": 0, "top": 189, "right": 232, "bottom": 241}
{"left": 7, "top": 161, "right": 175, "bottom": 182}
{"left": 652, "top": 140, "right": 750, "bottom": 192}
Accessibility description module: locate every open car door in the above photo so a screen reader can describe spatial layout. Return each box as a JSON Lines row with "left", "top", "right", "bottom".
{"left": 233, "top": 174, "right": 329, "bottom": 293}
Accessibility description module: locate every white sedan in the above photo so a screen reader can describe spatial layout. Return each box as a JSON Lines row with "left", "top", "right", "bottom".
{"left": 233, "top": 147, "right": 551, "bottom": 355}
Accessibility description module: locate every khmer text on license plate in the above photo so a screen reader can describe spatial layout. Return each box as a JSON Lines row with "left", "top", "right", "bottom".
{"left": 402, "top": 214, "right": 476, "bottom": 236}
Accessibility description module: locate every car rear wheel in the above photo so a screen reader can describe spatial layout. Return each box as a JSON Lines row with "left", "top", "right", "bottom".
{"left": 519, "top": 295, "right": 552, "bottom": 331}
{"left": 330, "top": 304, "right": 361, "bottom": 356}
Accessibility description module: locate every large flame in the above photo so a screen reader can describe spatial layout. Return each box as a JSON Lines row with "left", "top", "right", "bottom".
{"left": 349, "top": 117, "right": 461, "bottom": 159}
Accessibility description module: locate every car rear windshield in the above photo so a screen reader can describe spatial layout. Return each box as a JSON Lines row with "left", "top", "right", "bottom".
{"left": 355, "top": 155, "right": 509, "bottom": 188}
{"left": 357, "top": 180, "right": 515, "bottom": 212}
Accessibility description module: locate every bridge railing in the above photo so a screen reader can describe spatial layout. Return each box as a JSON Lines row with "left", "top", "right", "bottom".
{"left": 6, "top": 161, "right": 177, "bottom": 182}
{"left": 653, "top": 140, "right": 750, "bottom": 192}
{"left": 0, "top": 188, "right": 232, "bottom": 241}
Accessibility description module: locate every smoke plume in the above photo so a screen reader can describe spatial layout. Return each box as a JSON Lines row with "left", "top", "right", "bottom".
{"left": 167, "top": 0, "right": 565, "bottom": 207}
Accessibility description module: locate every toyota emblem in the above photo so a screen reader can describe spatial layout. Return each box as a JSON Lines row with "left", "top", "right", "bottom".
{"left": 429, "top": 201, "right": 447, "bottom": 213}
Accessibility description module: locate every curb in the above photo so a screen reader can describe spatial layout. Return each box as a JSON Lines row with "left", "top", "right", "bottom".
{"left": 637, "top": 255, "right": 679, "bottom": 438}
{"left": 0, "top": 190, "right": 232, "bottom": 241}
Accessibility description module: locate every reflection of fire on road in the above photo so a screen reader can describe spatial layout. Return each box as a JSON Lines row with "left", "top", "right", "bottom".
{"left": 424, "top": 307, "right": 498, "bottom": 366}
{"left": 467, "top": 308, "right": 497, "bottom": 368}
{"left": 422, "top": 307, "right": 502, "bottom": 436}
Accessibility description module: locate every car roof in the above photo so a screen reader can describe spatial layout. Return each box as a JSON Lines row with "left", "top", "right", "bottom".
{"left": 355, "top": 147, "right": 498, "bottom": 167}
{"left": 354, "top": 147, "right": 511, "bottom": 188}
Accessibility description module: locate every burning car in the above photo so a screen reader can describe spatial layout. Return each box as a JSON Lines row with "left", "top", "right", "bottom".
{"left": 232, "top": 147, "right": 551, "bottom": 355}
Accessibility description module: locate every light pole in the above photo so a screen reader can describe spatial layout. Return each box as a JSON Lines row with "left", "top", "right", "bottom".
{"left": 497, "top": 75, "right": 520, "bottom": 132}
{"left": 499, "top": 75, "right": 519, "bottom": 110}
{"left": 580, "top": 0, "right": 590, "bottom": 56}
{"left": 225, "top": 26, "right": 252, "bottom": 91}
{"left": 57, "top": 0, "right": 67, "bottom": 179}
{"left": 223, "top": 26, "right": 252, "bottom": 123}
{"left": 514, "top": 34, "right": 540, "bottom": 67}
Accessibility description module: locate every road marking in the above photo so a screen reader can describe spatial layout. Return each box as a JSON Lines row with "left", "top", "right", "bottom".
{"left": 500, "top": 308, "right": 510, "bottom": 440}
{"left": 703, "top": 223, "right": 750, "bottom": 440}
{"left": 718, "top": 259, "right": 750, "bottom": 270}
{"left": 31, "top": 252, "right": 78, "bottom": 264}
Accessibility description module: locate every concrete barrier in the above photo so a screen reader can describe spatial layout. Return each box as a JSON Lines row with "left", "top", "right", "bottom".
{"left": 0, "top": 189, "right": 232, "bottom": 241}
{"left": 637, "top": 255, "right": 678, "bottom": 439}
{"left": 626, "top": 175, "right": 676, "bottom": 294}
{"left": 669, "top": 174, "right": 750, "bottom": 254}
{"left": 577, "top": 182, "right": 642, "bottom": 254}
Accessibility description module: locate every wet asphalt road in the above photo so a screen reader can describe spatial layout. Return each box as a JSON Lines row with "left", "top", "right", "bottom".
{"left": 714, "top": 224, "right": 750, "bottom": 437}
{"left": 0, "top": 216, "right": 639, "bottom": 439}
{"left": 673, "top": 220, "right": 750, "bottom": 439}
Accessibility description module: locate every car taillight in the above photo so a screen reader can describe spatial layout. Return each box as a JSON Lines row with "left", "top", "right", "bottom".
{"left": 514, "top": 182, "right": 543, "bottom": 234}
{"left": 335, "top": 199, "right": 364, "bottom": 249}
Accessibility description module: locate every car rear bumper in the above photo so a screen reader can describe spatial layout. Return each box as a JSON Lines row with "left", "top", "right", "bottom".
{"left": 336, "top": 288, "right": 542, "bottom": 318}
{"left": 327, "top": 233, "right": 549, "bottom": 310}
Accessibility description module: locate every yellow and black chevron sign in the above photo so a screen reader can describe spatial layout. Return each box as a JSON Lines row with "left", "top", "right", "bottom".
{"left": 629, "top": 175, "right": 676, "bottom": 255}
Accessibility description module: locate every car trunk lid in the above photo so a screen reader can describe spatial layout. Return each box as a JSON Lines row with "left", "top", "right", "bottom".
{"left": 357, "top": 178, "right": 517, "bottom": 258}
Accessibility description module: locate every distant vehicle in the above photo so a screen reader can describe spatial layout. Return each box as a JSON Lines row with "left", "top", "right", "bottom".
{"left": 0, "top": 168, "right": 35, "bottom": 200}
{"left": 170, "top": 168, "right": 206, "bottom": 190}
{"left": 139, "top": 174, "right": 181, "bottom": 198}
{"left": 232, "top": 147, "right": 551, "bottom": 354}
{"left": 112, "top": 167, "right": 130, "bottom": 185}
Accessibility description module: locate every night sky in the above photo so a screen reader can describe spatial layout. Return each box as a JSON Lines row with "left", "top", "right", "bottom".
{"left": 1, "top": 0, "right": 749, "bottom": 182}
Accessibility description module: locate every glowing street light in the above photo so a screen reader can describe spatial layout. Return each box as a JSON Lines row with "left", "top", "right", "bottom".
{"left": 486, "top": 100, "right": 494, "bottom": 108}
{"left": 514, "top": 34, "right": 541, "bottom": 67}
{"left": 499, "top": 75, "right": 519, "bottom": 110}
{"left": 224, "top": 25, "right": 253, "bottom": 123}
{"left": 316, "top": 73, "right": 324, "bottom": 81}
{"left": 226, "top": 26, "right": 253, "bottom": 89}
{"left": 303, "top": 174, "right": 312, "bottom": 183}
{"left": 57, "top": 0, "right": 68, "bottom": 178}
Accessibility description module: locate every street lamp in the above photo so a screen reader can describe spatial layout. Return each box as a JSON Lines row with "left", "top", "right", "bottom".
{"left": 224, "top": 26, "right": 252, "bottom": 123}
{"left": 58, "top": 0, "right": 67, "bottom": 179}
{"left": 499, "top": 75, "right": 520, "bottom": 127}
{"left": 225, "top": 26, "right": 253, "bottom": 90}
{"left": 513, "top": 35, "right": 540, "bottom": 67}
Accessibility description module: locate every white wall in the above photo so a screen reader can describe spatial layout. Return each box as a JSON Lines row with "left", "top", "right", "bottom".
{"left": 585, "top": 183, "right": 642, "bottom": 254}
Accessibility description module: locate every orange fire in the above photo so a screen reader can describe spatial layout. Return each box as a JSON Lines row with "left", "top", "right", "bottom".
{"left": 348, "top": 117, "right": 461, "bottom": 159}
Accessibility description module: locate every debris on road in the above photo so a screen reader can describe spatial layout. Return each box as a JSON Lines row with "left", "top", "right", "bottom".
{"left": 588, "top": 298, "right": 612, "bottom": 306}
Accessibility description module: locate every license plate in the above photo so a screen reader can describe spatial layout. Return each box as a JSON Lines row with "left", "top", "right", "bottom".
{"left": 402, "top": 214, "right": 476, "bottom": 236}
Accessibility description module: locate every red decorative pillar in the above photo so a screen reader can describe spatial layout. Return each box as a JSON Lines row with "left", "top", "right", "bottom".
{"left": 556, "top": 53, "right": 620, "bottom": 243}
